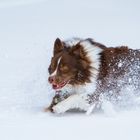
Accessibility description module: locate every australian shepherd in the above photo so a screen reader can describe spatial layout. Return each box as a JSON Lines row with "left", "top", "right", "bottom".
{"left": 45, "top": 38, "right": 140, "bottom": 114}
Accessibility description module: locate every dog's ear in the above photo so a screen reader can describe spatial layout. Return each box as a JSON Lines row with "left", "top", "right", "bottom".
{"left": 71, "top": 44, "right": 85, "bottom": 59}
{"left": 54, "top": 38, "right": 64, "bottom": 55}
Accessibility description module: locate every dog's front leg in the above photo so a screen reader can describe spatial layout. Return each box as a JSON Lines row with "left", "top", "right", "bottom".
{"left": 44, "top": 94, "right": 70, "bottom": 112}
{"left": 44, "top": 94, "right": 59, "bottom": 112}
{"left": 52, "top": 94, "right": 90, "bottom": 114}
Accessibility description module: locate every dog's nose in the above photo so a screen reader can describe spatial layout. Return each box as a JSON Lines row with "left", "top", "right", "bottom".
{"left": 48, "top": 76, "right": 54, "bottom": 83}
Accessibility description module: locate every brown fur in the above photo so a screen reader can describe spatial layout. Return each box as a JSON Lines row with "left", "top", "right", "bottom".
{"left": 46, "top": 38, "right": 140, "bottom": 112}
{"left": 48, "top": 38, "right": 93, "bottom": 86}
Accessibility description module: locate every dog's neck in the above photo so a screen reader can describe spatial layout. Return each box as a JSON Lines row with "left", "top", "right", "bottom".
{"left": 60, "top": 39, "right": 104, "bottom": 95}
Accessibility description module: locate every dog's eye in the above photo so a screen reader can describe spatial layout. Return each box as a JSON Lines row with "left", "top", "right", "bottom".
{"left": 63, "top": 66, "right": 69, "bottom": 71}
{"left": 60, "top": 64, "right": 69, "bottom": 73}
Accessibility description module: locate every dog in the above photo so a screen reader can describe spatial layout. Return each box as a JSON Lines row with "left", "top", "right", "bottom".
{"left": 45, "top": 38, "right": 140, "bottom": 114}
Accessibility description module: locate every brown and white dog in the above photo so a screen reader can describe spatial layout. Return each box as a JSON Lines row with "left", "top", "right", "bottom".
{"left": 46, "top": 38, "right": 140, "bottom": 114}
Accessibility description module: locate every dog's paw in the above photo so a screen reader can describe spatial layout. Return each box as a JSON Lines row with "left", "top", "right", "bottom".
{"left": 52, "top": 104, "right": 66, "bottom": 114}
{"left": 44, "top": 106, "right": 54, "bottom": 113}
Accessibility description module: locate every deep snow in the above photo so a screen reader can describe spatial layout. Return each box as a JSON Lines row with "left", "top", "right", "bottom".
{"left": 0, "top": 0, "right": 140, "bottom": 140}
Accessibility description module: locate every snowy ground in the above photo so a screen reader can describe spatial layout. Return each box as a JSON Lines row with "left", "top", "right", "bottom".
{"left": 0, "top": 0, "right": 140, "bottom": 140}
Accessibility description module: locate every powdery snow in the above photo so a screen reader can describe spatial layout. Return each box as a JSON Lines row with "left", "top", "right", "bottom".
{"left": 0, "top": 0, "right": 140, "bottom": 140}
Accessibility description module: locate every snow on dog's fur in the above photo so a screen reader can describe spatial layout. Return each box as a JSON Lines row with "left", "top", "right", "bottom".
{"left": 45, "top": 38, "right": 140, "bottom": 114}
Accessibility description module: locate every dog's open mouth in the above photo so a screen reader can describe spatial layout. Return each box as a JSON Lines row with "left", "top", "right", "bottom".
{"left": 52, "top": 81, "right": 69, "bottom": 90}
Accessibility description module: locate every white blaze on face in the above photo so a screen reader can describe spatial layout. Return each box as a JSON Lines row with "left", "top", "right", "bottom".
{"left": 50, "top": 57, "right": 62, "bottom": 76}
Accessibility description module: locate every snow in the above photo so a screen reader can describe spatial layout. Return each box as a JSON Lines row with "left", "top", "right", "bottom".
{"left": 118, "top": 62, "right": 122, "bottom": 67}
{"left": 0, "top": 0, "right": 140, "bottom": 140}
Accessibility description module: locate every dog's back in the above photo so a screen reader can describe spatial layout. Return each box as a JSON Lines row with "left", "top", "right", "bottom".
{"left": 95, "top": 46, "right": 140, "bottom": 100}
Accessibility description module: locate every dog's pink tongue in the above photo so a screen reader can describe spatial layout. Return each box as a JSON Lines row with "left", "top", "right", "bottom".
{"left": 52, "top": 84, "right": 60, "bottom": 90}
{"left": 52, "top": 82, "right": 66, "bottom": 90}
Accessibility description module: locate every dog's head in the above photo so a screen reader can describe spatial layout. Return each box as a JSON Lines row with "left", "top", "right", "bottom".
{"left": 48, "top": 38, "right": 104, "bottom": 90}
